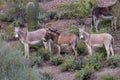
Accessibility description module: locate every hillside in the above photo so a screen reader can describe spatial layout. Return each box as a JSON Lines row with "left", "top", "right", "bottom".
{"left": 0, "top": 0, "right": 120, "bottom": 80}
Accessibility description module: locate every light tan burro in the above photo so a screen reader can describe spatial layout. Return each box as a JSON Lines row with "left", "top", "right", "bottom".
{"left": 79, "top": 28, "right": 114, "bottom": 59}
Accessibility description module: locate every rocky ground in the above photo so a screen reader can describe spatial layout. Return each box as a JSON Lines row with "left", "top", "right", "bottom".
{"left": 41, "top": 0, "right": 75, "bottom": 10}
{"left": 38, "top": 63, "right": 120, "bottom": 80}
{"left": 38, "top": 63, "right": 74, "bottom": 80}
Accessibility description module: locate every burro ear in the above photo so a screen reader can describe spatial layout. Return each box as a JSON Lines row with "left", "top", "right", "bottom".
{"left": 82, "top": 25, "right": 85, "bottom": 30}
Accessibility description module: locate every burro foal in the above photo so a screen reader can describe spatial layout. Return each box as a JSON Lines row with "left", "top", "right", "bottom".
{"left": 14, "top": 24, "right": 51, "bottom": 58}
{"left": 79, "top": 28, "right": 114, "bottom": 59}
{"left": 46, "top": 29, "right": 79, "bottom": 57}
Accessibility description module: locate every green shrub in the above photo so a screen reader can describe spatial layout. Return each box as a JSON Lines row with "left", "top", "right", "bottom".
{"left": 74, "top": 65, "right": 95, "bottom": 80}
{"left": 39, "top": 70, "right": 54, "bottom": 80}
{"left": 0, "top": 13, "right": 8, "bottom": 21}
{"left": 99, "top": 73, "right": 119, "bottom": 80}
{"left": 0, "top": 6, "right": 16, "bottom": 22}
{"left": 38, "top": 13, "right": 46, "bottom": 23}
{"left": 105, "top": 55, "right": 120, "bottom": 68}
{"left": 58, "top": 11, "right": 69, "bottom": 19}
{"left": 22, "top": 69, "right": 42, "bottom": 80}
{"left": 60, "top": 56, "right": 82, "bottom": 71}
{"left": 50, "top": 55, "right": 64, "bottom": 66}
{"left": 46, "top": 10, "right": 58, "bottom": 20}
{"left": 74, "top": 52, "right": 104, "bottom": 80}
{"left": 37, "top": 48, "right": 52, "bottom": 61}
{"left": 0, "top": 40, "right": 42, "bottom": 80}
{"left": 60, "top": 56, "right": 75, "bottom": 71}
{"left": 94, "top": 20, "right": 111, "bottom": 33}
{"left": 68, "top": 25, "right": 79, "bottom": 35}
{"left": 4, "top": 23, "right": 14, "bottom": 35}
{"left": 29, "top": 56, "right": 43, "bottom": 68}
{"left": 7, "top": 6, "right": 17, "bottom": 21}
{"left": 0, "top": 33, "right": 6, "bottom": 40}
{"left": 77, "top": 41, "right": 87, "bottom": 55}
{"left": 73, "top": 57, "right": 83, "bottom": 70}
{"left": 0, "top": 5, "right": 24, "bottom": 22}
{"left": 83, "top": 53, "right": 105, "bottom": 70}
{"left": 61, "top": 0, "right": 96, "bottom": 18}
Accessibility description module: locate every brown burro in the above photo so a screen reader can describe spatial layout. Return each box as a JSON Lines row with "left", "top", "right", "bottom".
{"left": 45, "top": 29, "right": 79, "bottom": 57}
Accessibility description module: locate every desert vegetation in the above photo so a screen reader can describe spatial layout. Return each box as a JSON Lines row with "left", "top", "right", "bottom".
{"left": 0, "top": 0, "right": 120, "bottom": 80}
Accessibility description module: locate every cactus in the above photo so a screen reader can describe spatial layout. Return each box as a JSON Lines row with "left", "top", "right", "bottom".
{"left": 34, "top": 0, "right": 43, "bottom": 27}
{"left": 26, "top": 1, "right": 39, "bottom": 31}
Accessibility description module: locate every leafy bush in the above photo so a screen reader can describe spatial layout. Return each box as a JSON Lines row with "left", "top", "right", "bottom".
{"left": 83, "top": 53, "right": 105, "bottom": 70}
{"left": 4, "top": 23, "right": 14, "bottom": 35}
{"left": 60, "top": 56, "right": 82, "bottom": 71}
{"left": 74, "top": 65, "right": 95, "bottom": 80}
{"left": 50, "top": 55, "right": 64, "bottom": 66}
{"left": 0, "top": 4, "right": 25, "bottom": 22}
{"left": 46, "top": 10, "right": 58, "bottom": 20}
{"left": 0, "top": 33, "right": 6, "bottom": 40}
{"left": 39, "top": 70, "right": 54, "bottom": 80}
{"left": 93, "top": 20, "right": 111, "bottom": 33}
{"left": 60, "top": 56, "right": 75, "bottom": 71}
{"left": 77, "top": 41, "right": 87, "bottom": 55}
{"left": 74, "top": 53, "right": 104, "bottom": 80}
{"left": 99, "top": 73, "right": 119, "bottom": 80}
{"left": 0, "top": 40, "right": 43, "bottom": 80}
{"left": 37, "top": 48, "right": 52, "bottom": 61}
{"left": 105, "top": 55, "right": 120, "bottom": 68}
{"left": 29, "top": 56, "right": 43, "bottom": 68}
{"left": 68, "top": 25, "right": 79, "bottom": 35}
{"left": 3, "top": 0, "right": 34, "bottom": 8}
{"left": 0, "top": 13, "right": 8, "bottom": 21}
{"left": 72, "top": 57, "right": 83, "bottom": 70}
{"left": 60, "top": 0, "right": 96, "bottom": 18}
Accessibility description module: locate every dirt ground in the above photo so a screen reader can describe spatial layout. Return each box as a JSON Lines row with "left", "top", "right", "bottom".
{"left": 90, "top": 68, "right": 120, "bottom": 80}
{"left": 38, "top": 63, "right": 74, "bottom": 80}
{"left": 41, "top": 19, "right": 77, "bottom": 32}
{"left": 41, "top": 0, "right": 75, "bottom": 11}
{"left": 38, "top": 63, "right": 120, "bottom": 80}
